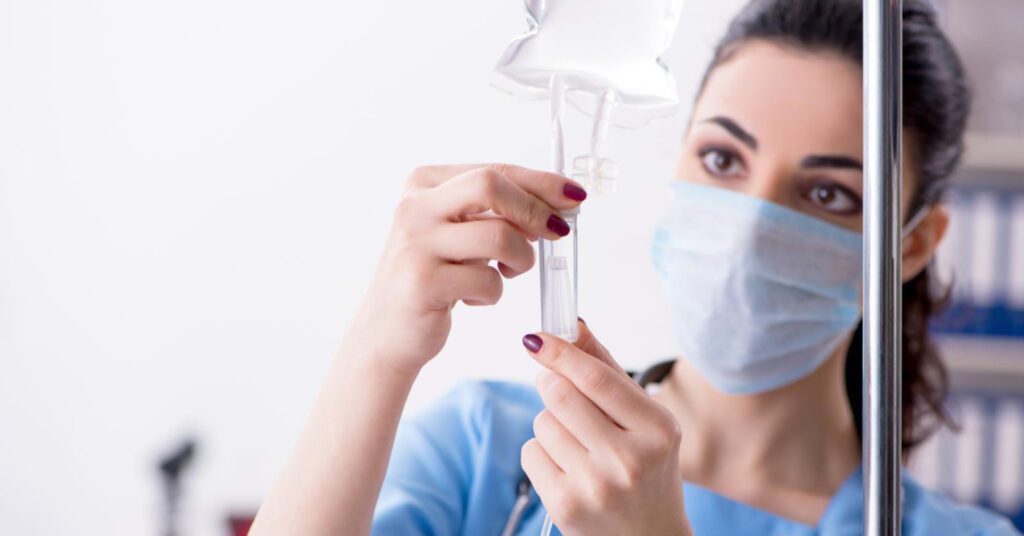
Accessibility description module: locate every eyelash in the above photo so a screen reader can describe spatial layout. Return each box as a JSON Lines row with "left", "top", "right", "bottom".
{"left": 698, "top": 146, "right": 745, "bottom": 178}
{"left": 803, "top": 181, "right": 863, "bottom": 216}
{"left": 696, "top": 145, "right": 862, "bottom": 216}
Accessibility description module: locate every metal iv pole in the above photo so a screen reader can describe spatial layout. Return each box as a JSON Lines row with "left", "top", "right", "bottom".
{"left": 863, "top": 1, "right": 903, "bottom": 535}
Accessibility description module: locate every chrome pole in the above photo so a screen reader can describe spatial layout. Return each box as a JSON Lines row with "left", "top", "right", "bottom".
{"left": 863, "top": 1, "right": 903, "bottom": 535}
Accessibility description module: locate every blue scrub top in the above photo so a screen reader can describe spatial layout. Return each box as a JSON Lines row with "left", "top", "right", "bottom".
{"left": 371, "top": 380, "right": 1020, "bottom": 536}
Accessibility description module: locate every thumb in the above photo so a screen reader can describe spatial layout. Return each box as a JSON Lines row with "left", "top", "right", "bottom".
{"left": 572, "top": 318, "right": 628, "bottom": 378}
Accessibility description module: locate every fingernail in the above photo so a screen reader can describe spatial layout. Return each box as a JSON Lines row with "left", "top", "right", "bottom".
{"left": 522, "top": 333, "right": 543, "bottom": 353}
{"left": 577, "top": 316, "right": 586, "bottom": 325}
{"left": 547, "top": 214, "right": 570, "bottom": 237}
{"left": 563, "top": 182, "right": 587, "bottom": 202}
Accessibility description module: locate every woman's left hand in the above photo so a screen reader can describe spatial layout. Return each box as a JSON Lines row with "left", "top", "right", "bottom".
{"left": 520, "top": 321, "right": 692, "bottom": 536}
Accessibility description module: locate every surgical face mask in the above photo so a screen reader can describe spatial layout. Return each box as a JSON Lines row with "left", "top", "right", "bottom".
{"left": 650, "top": 181, "right": 863, "bottom": 394}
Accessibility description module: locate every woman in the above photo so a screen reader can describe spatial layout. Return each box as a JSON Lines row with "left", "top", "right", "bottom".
{"left": 251, "top": 1, "right": 1021, "bottom": 534}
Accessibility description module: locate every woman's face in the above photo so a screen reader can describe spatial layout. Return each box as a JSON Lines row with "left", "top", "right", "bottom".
{"left": 677, "top": 40, "right": 916, "bottom": 233}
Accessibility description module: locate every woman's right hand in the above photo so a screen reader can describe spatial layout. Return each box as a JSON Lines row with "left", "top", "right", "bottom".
{"left": 252, "top": 163, "right": 585, "bottom": 536}
{"left": 345, "top": 163, "right": 588, "bottom": 374}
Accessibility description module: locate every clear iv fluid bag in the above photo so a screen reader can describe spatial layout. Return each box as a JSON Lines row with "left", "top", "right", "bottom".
{"left": 491, "top": 0, "right": 685, "bottom": 128}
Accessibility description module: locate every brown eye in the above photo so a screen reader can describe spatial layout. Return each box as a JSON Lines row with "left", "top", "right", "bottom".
{"left": 699, "top": 147, "right": 744, "bottom": 178}
{"left": 807, "top": 183, "right": 861, "bottom": 215}
{"left": 814, "top": 186, "right": 837, "bottom": 204}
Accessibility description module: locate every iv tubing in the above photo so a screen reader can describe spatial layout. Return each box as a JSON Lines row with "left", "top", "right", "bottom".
{"left": 573, "top": 89, "right": 619, "bottom": 193}
{"left": 539, "top": 75, "right": 579, "bottom": 344}
{"left": 551, "top": 76, "right": 567, "bottom": 175}
{"left": 537, "top": 74, "right": 576, "bottom": 536}
{"left": 540, "top": 513, "right": 555, "bottom": 536}
{"left": 590, "top": 89, "right": 615, "bottom": 162}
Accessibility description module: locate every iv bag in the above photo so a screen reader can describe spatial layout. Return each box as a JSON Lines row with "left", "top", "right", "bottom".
{"left": 491, "top": 0, "right": 685, "bottom": 128}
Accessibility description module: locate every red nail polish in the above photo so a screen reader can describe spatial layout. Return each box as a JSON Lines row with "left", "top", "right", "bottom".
{"left": 522, "top": 334, "right": 543, "bottom": 353}
{"left": 563, "top": 182, "right": 587, "bottom": 202}
{"left": 547, "top": 214, "right": 570, "bottom": 237}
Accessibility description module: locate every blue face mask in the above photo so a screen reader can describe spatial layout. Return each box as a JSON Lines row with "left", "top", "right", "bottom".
{"left": 650, "top": 181, "right": 863, "bottom": 395}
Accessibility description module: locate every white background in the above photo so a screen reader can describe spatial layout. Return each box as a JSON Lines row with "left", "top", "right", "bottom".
{"left": 0, "top": 1, "right": 747, "bottom": 534}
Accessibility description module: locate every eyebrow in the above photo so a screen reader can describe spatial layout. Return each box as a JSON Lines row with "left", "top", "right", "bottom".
{"left": 800, "top": 155, "right": 863, "bottom": 170}
{"left": 699, "top": 115, "right": 863, "bottom": 171}
{"left": 701, "top": 116, "right": 758, "bottom": 150}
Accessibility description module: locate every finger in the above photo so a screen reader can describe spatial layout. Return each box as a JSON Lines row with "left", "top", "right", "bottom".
{"left": 533, "top": 406, "right": 589, "bottom": 473}
{"left": 429, "top": 263, "right": 503, "bottom": 307}
{"left": 573, "top": 319, "right": 631, "bottom": 380}
{"left": 463, "top": 212, "right": 540, "bottom": 242}
{"left": 409, "top": 163, "right": 586, "bottom": 211}
{"left": 523, "top": 332, "right": 651, "bottom": 430}
{"left": 425, "top": 167, "right": 572, "bottom": 241}
{"left": 535, "top": 368, "right": 620, "bottom": 450}
{"left": 521, "top": 438, "right": 564, "bottom": 501}
{"left": 497, "top": 261, "right": 521, "bottom": 279}
{"left": 429, "top": 219, "right": 535, "bottom": 277}
{"left": 442, "top": 216, "right": 533, "bottom": 279}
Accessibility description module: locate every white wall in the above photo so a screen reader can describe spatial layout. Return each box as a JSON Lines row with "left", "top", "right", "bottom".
{"left": 0, "top": 1, "right": 745, "bottom": 534}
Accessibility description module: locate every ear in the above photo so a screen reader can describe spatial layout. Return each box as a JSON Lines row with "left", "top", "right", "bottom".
{"left": 901, "top": 204, "right": 949, "bottom": 282}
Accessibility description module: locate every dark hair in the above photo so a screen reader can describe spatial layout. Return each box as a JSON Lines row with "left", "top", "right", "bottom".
{"left": 699, "top": 0, "right": 970, "bottom": 454}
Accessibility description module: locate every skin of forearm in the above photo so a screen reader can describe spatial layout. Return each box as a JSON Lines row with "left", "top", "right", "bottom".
{"left": 250, "top": 336, "right": 419, "bottom": 536}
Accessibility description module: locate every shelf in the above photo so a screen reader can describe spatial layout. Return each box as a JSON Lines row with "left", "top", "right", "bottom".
{"left": 962, "top": 133, "right": 1024, "bottom": 173}
{"left": 937, "top": 334, "right": 1024, "bottom": 393}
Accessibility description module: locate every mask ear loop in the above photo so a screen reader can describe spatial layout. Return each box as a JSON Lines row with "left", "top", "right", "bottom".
{"left": 901, "top": 181, "right": 947, "bottom": 241}
{"left": 900, "top": 207, "right": 929, "bottom": 241}
{"left": 900, "top": 200, "right": 941, "bottom": 277}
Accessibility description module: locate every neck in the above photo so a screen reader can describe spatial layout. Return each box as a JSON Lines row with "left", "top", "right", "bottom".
{"left": 654, "top": 338, "right": 861, "bottom": 498}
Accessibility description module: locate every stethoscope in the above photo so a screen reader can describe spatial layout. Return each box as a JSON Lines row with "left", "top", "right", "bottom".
{"left": 500, "top": 359, "right": 678, "bottom": 536}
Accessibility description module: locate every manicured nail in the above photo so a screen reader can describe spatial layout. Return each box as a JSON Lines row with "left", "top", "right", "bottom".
{"left": 577, "top": 316, "right": 586, "bottom": 325}
{"left": 563, "top": 182, "right": 588, "bottom": 202}
{"left": 547, "top": 214, "right": 570, "bottom": 237}
{"left": 522, "top": 333, "right": 543, "bottom": 353}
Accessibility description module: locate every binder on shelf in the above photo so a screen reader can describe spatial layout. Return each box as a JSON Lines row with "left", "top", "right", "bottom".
{"left": 909, "top": 393, "right": 1024, "bottom": 531}
{"left": 931, "top": 183, "right": 1024, "bottom": 339}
